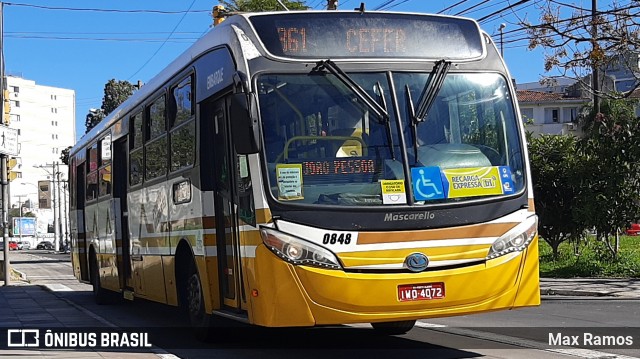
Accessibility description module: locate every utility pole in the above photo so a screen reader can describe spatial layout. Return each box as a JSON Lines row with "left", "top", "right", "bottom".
{"left": 55, "top": 162, "right": 63, "bottom": 251}
{"left": 1, "top": 1, "right": 10, "bottom": 286}
{"left": 592, "top": 0, "right": 600, "bottom": 114}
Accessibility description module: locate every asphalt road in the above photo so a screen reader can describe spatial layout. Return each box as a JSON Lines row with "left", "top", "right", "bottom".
{"left": 7, "top": 251, "right": 640, "bottom": 359}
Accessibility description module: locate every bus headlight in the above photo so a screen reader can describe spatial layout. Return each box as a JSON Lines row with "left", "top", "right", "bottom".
{"left": 259, "top": 227, "right": 342, "bottom": 270}
{"left": 486, "top": 215, "right": 537, "bottom": 260}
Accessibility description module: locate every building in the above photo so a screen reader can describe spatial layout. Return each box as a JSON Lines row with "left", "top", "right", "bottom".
{"left": 5, "top": 75, "right": 75, "bottom": 244}
{"left": 516, "top": 89, "right": 588, "bottom": 137}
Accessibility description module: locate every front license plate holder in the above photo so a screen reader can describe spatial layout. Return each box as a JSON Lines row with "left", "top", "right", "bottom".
{"left": 398, "top": 282, "right": 445, "bottom": 302}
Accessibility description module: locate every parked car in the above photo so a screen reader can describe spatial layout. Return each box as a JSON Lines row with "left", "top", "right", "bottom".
{"left": 36, "top": 241, "right": 54, "bottom": 250}
{"left": 8, "top": 241, "right": 18, "bottom": 251}
{"left": 625, "top": 223, "right": 640, "bottom": 236}
{"left": 17, "top": 241, "right": 31, "bottom": 250}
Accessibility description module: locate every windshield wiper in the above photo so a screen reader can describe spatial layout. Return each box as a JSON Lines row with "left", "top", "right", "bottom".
{"left": 405, "top": 84, "right": 419, "bottom": 162}
{"left": 313, "top": 59, "right": 394, "bottom": 158}
{"left": 374, "top": 81, "right": 395, "bottom": 160}
{"left": 414, "top": 60, "right": 451, "bottom": 121}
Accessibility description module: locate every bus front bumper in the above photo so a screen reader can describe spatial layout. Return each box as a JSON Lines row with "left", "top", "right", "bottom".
{"left": 248, "top": 237, "right": 540, "bottom": 327}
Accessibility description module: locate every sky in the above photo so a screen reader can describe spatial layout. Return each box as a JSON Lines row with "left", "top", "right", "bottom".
{"left": 1, "top": 0, "right": 598, "bottom": 140}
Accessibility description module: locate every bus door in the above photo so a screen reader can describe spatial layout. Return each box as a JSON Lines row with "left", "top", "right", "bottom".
{"left": 75, "top": 162, "right": 89, "bottom": 282}
{"left": 112, "top": 137, "right": 132, "bottom": 290}
{"left": 210, "top": 98, "right": 245, "bottom": 311}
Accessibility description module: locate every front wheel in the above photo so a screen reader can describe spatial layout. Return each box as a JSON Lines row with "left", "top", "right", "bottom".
{"left": 371, "top": 320, "right": 416, "bottom": 335}
{"left": 185, "top": 261, "right": 213, "bottom": 340}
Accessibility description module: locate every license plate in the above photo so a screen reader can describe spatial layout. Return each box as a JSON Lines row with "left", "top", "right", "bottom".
{"left": 398, "top": 282, "right": 445, "bottom": 302}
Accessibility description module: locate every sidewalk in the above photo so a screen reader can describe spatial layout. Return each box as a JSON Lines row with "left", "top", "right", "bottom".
{"left": 0, "top": 280, "right": 169, "bottom": 358}
{"left": 540, "top": 277, "right": 640, "bottom": 298}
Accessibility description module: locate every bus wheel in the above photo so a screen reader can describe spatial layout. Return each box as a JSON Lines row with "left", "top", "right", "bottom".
{"left": 186, "top": 261, "right": 212, "bottom": 339}
{"left": 371, "top": 320, "right": 416, "bottom": 335}
{"left": 90, "top": 253, "right": 116, "bottom": 305}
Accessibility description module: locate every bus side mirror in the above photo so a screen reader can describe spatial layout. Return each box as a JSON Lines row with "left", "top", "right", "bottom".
{"left": 230, "top": 92, "right": 260, "bottom": 154}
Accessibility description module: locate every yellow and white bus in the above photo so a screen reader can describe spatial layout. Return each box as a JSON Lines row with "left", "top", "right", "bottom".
{"left": 68, "top": 9, "right": 539, "bottom": 336}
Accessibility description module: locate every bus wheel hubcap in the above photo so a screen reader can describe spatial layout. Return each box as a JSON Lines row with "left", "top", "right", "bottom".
{"left": 187, "top": 274, "right": 202, "bottom": 315}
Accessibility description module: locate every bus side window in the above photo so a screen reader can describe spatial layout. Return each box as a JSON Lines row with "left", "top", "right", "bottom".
{"left": 86, "top": 143, "right": 98, "bottom": 201}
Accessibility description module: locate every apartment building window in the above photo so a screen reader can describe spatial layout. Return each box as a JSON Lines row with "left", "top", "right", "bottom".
{"left": 51, "top": 134, "right": 58, "bottom": 140}
{"left": 10, "top": 114, "right": 19, "bottom": 122}
{"left": 10, "top": 100, "right": 19, "bottom": 108}
{"left": 51, "top": 94, "right": 57, "bottom": 100}
{"left": 51, "top": 108, "right": 58, "bottom": 114}
{"left": 545, "top": 108, "right": 560, "bottom": 123}
{"left": 11, "top": 86, "right": 19, "bottom": 93}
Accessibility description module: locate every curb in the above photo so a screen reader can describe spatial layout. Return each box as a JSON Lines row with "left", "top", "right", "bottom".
{"left": 541, "top": 288, "right": 612, "bottom": 297}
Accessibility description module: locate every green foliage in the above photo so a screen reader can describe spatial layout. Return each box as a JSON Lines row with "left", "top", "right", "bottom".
{"left": 85, "top": 108, "right": 105, "bottom": 134}
{"left": 85, "top": 79, "right": 136, "bottom": 133}
{"left": 60, "top": 146, "right": 72, "bottom": 165}
{"left": 219, "top": 0, "right": 308, "bottom": 11}
{"left": 539, "top": 236, "right": 640, "bottom": 278}
{"left": 573, "top": 98, "right": 640, "bottom": 255}
{"left": 529, "top": 98, "right": 640, "bottom": 261}
{"left": 529, "top": 134, "right": 583, "bottom": 257}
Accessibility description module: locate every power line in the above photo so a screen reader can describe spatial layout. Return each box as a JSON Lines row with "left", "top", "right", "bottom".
{"left": 4, "top": 2, "right": 210, "bottom": 14}
{"left": 438, "top": 0, "right": 471, "bottom": 14}
{"left": 126, "top": 0, "right": 197, "bottom": 81}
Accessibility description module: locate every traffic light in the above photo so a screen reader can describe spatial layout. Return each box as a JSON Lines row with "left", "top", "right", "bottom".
{"left": 7, "top": 157, "right": 17, "bottom": 182}
{"left": 3, "top": 89, "right": 10, "bottom": 125}
{"left": 212, "top": 5, "right": 225, "bottom": 26}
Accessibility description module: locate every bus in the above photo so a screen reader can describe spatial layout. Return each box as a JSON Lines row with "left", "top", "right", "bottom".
{"left": 68, "top": 8, "right": 539, "bottom": 336}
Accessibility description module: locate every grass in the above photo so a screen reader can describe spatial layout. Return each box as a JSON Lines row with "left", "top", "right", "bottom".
{"left": 539, "top": 235, "right": 640, "bottom": 278}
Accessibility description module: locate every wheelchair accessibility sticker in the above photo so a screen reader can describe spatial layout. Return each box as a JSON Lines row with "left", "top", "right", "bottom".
{"left": 411, "top": 167, "right": 445, "bottom": 200}
{"left": 411, "top": 166, "right": 515, "bottom": 200}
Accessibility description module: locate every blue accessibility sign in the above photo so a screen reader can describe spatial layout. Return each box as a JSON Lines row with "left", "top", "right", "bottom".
{"left": 411, "top": 166, "right": 445, "bottom": 201}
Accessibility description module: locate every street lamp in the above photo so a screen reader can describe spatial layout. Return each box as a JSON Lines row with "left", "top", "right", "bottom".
{"left": 499, "top": 23, "right": 506, "bottom": 58}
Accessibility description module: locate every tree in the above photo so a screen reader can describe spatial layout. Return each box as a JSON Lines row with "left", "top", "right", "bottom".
{"left": 573, "top": 98, "right": 640, "bottom": 258}
{"left": 85, "top": 108, "right": 105, "bottom": 134}
{"left": 528, "top": 134, "right": 584, "bottom": 258}
{"left": 85, "top": 79, "right": 136, "bottom": 133}
{"left": 218, "top": 0, "right": 308, "bottom": 12}
{"left": 60, "top": 146, "right": 72, "bottom": 165}
{"left": 522, "top": 1, "right": 640, "bottom": 98}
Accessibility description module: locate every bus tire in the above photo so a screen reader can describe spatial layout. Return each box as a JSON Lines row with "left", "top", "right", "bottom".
{"left": 370, "top": 320, "right": 416, "bottom": 335}
{"left": 185, "top": 260, "right": 213, "bottom": 340}
{"left": 90, "top": 252, "right": 117, "bottom": 305}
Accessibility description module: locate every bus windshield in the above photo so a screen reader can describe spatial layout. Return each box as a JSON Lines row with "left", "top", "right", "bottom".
{"left": 258, "top": 71, "right": 524, "bottom": 206}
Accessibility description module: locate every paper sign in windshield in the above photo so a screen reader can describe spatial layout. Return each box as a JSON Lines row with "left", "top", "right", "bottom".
{"left": 381, "top": 180, "right": 407, "bottom": 204}
{"left": 442, "top": 166, "right": 514, "bottom": 198}
{"left": 276, "top": 164, "right": 304, "bottom": 200}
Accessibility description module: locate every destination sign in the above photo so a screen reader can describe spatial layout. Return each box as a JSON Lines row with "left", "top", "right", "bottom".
{"left": 301, "top": 158, "right": 378, "bottom": 176}
{"left": 250, "top": 13, "right": 484, "bottom": 60}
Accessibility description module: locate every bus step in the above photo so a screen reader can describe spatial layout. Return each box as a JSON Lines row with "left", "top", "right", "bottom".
{"left": 212, "top": 310, "right": 249, "bottom": 323}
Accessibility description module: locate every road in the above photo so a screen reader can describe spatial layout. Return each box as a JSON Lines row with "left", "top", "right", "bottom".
{"left": 7, "top": 250, "right": 640, "bottom": 359}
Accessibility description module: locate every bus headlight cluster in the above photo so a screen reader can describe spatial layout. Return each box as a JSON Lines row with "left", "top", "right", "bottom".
{"left": 486, "top": 215, "right": 538, "bottom": 260}
{"left": 259, "top": 227, "right": 342, "bottom": 270}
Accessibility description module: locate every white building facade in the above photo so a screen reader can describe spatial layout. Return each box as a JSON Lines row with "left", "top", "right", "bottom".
{"left": 5, "top": 75, "right": 75, "bottom": 246}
